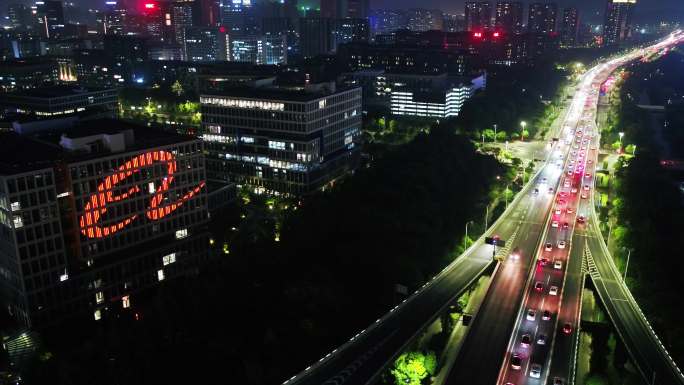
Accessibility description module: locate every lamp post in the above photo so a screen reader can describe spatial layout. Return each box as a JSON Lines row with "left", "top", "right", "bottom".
{"left": 520, "top": 121, "right": 527, "bottom": 141}
{"left": 494, "top": 124, "right": 498, "bottom": 143}
{"left": 465, "top": 220, "right": 474, "bottom": 250}
{"left": 619, "top": 132, "right": 624, "bottom": 151}
{"left": 624, "top": 248, "right": 631, "bottom": 282}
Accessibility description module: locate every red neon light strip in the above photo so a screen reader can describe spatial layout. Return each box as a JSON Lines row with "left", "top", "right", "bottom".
{"left": 78, "top": 150, "right": 205, "bottom": 239}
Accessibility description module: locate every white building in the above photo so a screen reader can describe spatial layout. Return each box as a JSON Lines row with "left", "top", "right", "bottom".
{"left": 390, "top": 73, "right": 486, "bottom": 118}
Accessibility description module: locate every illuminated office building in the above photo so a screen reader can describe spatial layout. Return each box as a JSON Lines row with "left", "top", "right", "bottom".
{"left": 200, "top": 81, "right": 362, "bottom": 195}
{"left": 495, "top": 2, "right": 523, "bottom": 34}
{"left": 603, "top": 0, "right": 635, "bottom": 46}
{"left": 528, "top": 3, "right": 558, "bottom": 34}
{"left": 0, "top": 120, "right": 209, "bottom": 327}
{"left": 464, "top": 2, "right": 492, "bottom": 31}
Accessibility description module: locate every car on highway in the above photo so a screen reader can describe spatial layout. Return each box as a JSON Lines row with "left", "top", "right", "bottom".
{"left": 539, "top": 257, "right": 549, "bottom": 266}
{"left": 558, "top": 240, "right": 566, "bottom": 249}
{"left": 533, "top": 188, "right": 539, "bottom": 195}
{"left": 551, "top": 221, "right": 559, "bottom": 228}
{"left": 545, "top": 243, "right": 553, "bottom": 251}
{"left": 511, "top": 354, "right": 522, "bottom": 370}
{"left": 521, "top": 334, "right": 531, "bottom": 348}
{"left": 564, "top": 180, "right": 570, "bottom": 187}
{"left": 549, "top": 286, "right": 559, "bottom": 296}
{"left": 530, "top": 363, "right": 542, "bottom": 378}
{"left": 567, "top": 207, "right": 573, "bottom": 214}
{"left": 567, "top": 170, "right": 573, "bottom": 176}
{"left": 562, "top": 222, "right": 569, "bottom": 229}
{"left": 583, "top": 184, "right": 590, "bottom": 190}
{"left": 542, "top": 310, "right": 552, "bottom": 320}
{"left": 581, "top": 192, "right": 588, "bottom": 199}
{"left": 571, "top": 187, "right": 578, "bottom": 194}
{"left": 555, "top": 208, "right": 562, "bottom": 216}
{"left": 553, "top": 378, "right": 565, "bottom": 385}
{"left": 563, "top": 323, "right": 573, "bottom": 335}
{"left": 536, "top": 334, "right": 547, "bottom": 345}
{"left": 559, "top": 192, "right": 568, "bottom": 198}
{"left": 585, "top": 172, "right": 591, "bottom": 178}
{"left": 548, "top": 187, "right": 554, "bottom": 194}
{"left": 527, "top": 309, "right": 537, "bottom": 321}
{"left": 588, "top": 159, "right": 593, "bottom": 164}
{"left": 554, "top": 260, "right": 563, "bottom": 270}
{"left": 541, "top": 177, "right": 547, "bottom": 184}
{"left": 535, "top": 282, "right": 544, "bottom": 292}
{"left": 577, "top": 215, "right": 585, "bottom": 223}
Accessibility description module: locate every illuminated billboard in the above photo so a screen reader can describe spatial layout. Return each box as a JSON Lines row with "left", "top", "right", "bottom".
{"left": 79, "top": 150, "right": 205, "bottom": 239}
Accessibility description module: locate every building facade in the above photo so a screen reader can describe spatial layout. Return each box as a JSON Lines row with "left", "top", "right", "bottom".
{"left": 528, "top": 3, "right": 558, "bottom": 34}
{"left": 200, "top": 82, "right": 362, "bottom": 195}
{"left": 0, "top": 121, "right": 209, "bottom": 327}
{"left": 406, "top": 9, "right": 444, "bottom": 32}
{"left": 185, "top": 26, "right": 229, "bottom": 62}
{"left": 561, "top": 8, "right": 579, "bottom": 47}
{"left": 230, "top": 34, "right": 287, "bottom": 65}
{"left": 465, "top": 2, "right": 492, "bottom": 32}
{"left": 390, "top": 73, "right": 486, "bottom": 118}
{"left": 495, "top": 2, "right": 523, "bottom": 34}
{"left": 603, "top": 0, "right": 635, "bottom": 46}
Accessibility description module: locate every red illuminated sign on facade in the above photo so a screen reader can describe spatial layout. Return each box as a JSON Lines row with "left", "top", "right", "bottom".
{"left": 79, "top": 150, "right": 205, "bottom": 239}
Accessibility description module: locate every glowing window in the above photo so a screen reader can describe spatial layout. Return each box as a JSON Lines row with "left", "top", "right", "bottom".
{"left": 10, "top": 202, "right": 20, "bottom": 211}
{"left": 95, "top": 291, "right": 104, "bottom": 304}
{"left": 122, "top": 295, "right": 130, "bottom": 309}
{"left": 175, "top": 229, "right": 188, "bottom": 239}
{"left": 162, "top": 252, "right": 176, "bottom": 266}
{"left": 60, "top": 272, "right": 69, "bottom": 282}
{"left": 319, "top": 99, "right": 326, "bottom": 109}
{"left": 157, "top": 269, "right": 165, "bottom": 281}
{"left": 94, "top": 309, "right": 101, "bottom": 320}
{"left": 13, "top": 216, "right": 23, "bottom": 228}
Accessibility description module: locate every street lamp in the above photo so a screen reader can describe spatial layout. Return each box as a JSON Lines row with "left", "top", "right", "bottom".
{"left": 520, "top": 121, "right": 527, "bottom": 141}
{"left": 624, "top": 248, "right": 632, "bottom": 282}
{"left": 493, "top": 124, "right": 498, "bottom": 143}
{"left": 465, "top": 220, "right": 475, "bottom": 250}
{"left": 619, "top": 131, "right": 624, "bottom": 147}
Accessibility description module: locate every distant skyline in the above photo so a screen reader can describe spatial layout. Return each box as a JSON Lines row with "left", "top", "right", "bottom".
{"left": 369, "top": 0, "right": 684, "bottom": 24}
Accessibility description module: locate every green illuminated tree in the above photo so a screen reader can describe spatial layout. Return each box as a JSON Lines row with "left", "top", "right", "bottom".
{"left": 171, "top": 80, "right": 184, "bottom": 96}
{"left": 390, "top": 351, "right": 437, "bottom": 385}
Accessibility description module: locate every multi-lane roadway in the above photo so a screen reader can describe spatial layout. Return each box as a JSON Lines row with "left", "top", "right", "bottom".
{"left": 284, "top": 31, "right": 684, "bottom": 385}
{"left": 496, "top": 31, "right": 684, "bottom": 385}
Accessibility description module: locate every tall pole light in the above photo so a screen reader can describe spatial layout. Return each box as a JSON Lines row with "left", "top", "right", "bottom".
{"left": 520, "top": 121, "right": 527, "bottom": 141}
{"left": 624, "top": 249, "right": 631, "bottom": 281}
{"left": 494, "top": 124, "right": 498, "bottom": 143}
{"left": 619, "top": 131, "right": 624, "bottom": 151}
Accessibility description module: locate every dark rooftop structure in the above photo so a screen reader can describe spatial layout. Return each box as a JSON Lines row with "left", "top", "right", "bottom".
{"left": 0, "top": 119, "right": 197, "bottom": 174}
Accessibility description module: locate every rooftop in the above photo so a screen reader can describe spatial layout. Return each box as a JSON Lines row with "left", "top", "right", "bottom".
{"left": 3, "top": 85, "right": 116, "bottom": 99}
{"left": 0, "top": 119, "right": 198, "bottom": 174}
{"left": 201, "top": 83, "right": 357, "bottom": 102}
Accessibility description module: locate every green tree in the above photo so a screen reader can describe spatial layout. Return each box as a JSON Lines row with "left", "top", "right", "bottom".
{"left": 624, "top": 143, "right": 636, "bottom": 155}
{"left": 171, "top": 80, "right": 184, "bottom": 96}
{"left": 391, "top": 351, "right": 437, "bottom": 385}
{"left": 496, "top": 131, "right": 507, "bottom": 142}
{"left": 483, "top": 129, "right": 495, "bottom": 141}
